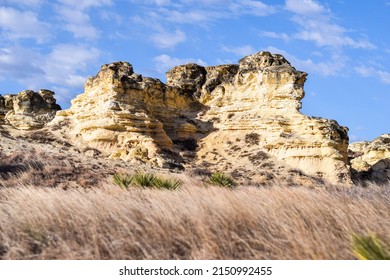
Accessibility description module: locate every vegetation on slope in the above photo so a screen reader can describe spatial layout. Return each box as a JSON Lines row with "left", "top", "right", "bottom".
{"left": 0, "top": 180, "right": 389, "bottom": 260}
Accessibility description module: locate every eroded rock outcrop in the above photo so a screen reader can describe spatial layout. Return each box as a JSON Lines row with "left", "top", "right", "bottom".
{"left": 50, "top": 62, "right": 202, "bottom": 167}
{"left": 0, "top": 90, "right": 61, "bottom": 130}
{"left": 184, "top": 52, "right": 350, "bottom": 183}
{"left": 50, "top": 52, "right": 351, "bottom": 183}
{"left": 349, "top": 134, "right": 390, "bottom": 183}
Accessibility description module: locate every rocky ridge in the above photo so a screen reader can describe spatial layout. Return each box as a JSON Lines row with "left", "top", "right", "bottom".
{"left": 4, "top": 51, "right": 389, "bottom": 185}
{"left": 47, "top": 51, "right": 351, "bottom": 184}
{"left": 0, "top": 89, "right": 61, "bottom": 130}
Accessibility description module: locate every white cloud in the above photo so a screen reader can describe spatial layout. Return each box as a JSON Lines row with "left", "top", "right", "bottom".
{"left": 150, "top": 30, "right": 186, "bottom": 48}
{"left": 152, "top": 0, "right": 171, "bottom": 5}
{"left": 154, "top": 54, "right": 207, "bottom": 73}
{"left": 55, "top": 0, "right": 112, "bottom": 39}
{"left": 0, "top": 47, "right": 43, "bottom": 81}
{"left": 0, "top": 7, "right": 50, "bottom": 42}
{"left": 158, "top": 9, "right": 213, "bottom": 24}
{"left": 291, "top": 15, "right": 375, "bottom": 49}
{"left": 229, "top": 0, "right": 276, "bottom": 17}
{"left": 265, "top": 46, "right": 346, "bottom": 76}
{"left": 132, "top": 0, "right": 275, "bottom": 26}
{"left": 282, "top": 0, "right": 375, "bottom": 50}
{"left": 43, "top": 44, "right": 100, "bottom": 87}
{"left": 57, "top": 0, "right": 112, "bottom": 10}
{"left": 0, "top": 44, "right": 100, "bottom": 95}
{"left": 56, "top": 7, "right": 99, "bottom": 39}
{"left": 222, "top": 45, "right": 257, "bottom": 57}
{"left": 355, "top": 66, "right": 390, "bottom": 84}
{"left": 260, "top": 31, "right": 291, "bottom": 41}
{"left": 285, "top": 0, "right": 325, "bottom": 15}
{"left": 5, "top": 0, "right": 45, "bottom": 7}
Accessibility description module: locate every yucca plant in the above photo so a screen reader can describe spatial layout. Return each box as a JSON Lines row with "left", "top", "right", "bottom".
{"left": 206, "top": 172, "right": 236, "bottom": 188}
{"left": 153, "top": 177, "right": 182, "bottom": 190}
{"left": 352, "top": 234, "right": 390, "bottom": 260}
{"left": 113, "top": 173, "right": 133, "bottom": 189}
{"left": 132, "top": 172, "right": 158, "bottom": 188}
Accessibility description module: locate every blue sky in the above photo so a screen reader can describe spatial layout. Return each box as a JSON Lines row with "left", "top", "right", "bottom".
{"left": 0, "top": 0, "right": 389, "bottom": 142}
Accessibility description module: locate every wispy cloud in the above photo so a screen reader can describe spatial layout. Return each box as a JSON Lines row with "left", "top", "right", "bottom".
{"left": 0, "top": 7, "right": 50, "bottom": 42}
{"left": 265, "top": 46, "right": 346, "bottom": 76}
{"left": 4, "top": 0, "right": 45, "bottom": 7}
{"left": 0, "top": 44, "right": 100, "bottom": 96}
{"left": 222, "top": 45, "right": 257, "bottom": 57}
{"left": 55, "top": 0, "right": 112, "bottom": 39}
{"left": 355, "top": 66, "right": 390, "bottom": 84}
{"left": 0, "top": 46, "right": 43, "bottom": 81}
{"left": 154, "top": 54, "right": 207, "bottom": 73}
{"left": 130, "top": 0, "right": 276, "bottom": 48}
{"left": 150, "top": 29, "right": 187, "bottom": 49}
{"left": 261, "top": 0, "right": 375, "bottom": 50}
{"left": 260, "top": 31, "right": 291, "bottom": 41}
{"left": 57, "top": 0, "right": 112, "bottom": 10}
{"left": 43, "top": 44, "right": 100, "bottom": 87}
{"left": 285, "top": 0, "right": 326, "bottom": 15}
{"left": 56, "top": 8, "right": 99, "bottom": 39}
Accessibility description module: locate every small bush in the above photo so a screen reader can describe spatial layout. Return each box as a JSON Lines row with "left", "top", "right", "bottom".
{"left": 153, "top": 178, "right": 182, "bottom": 190}
{"left": 113, "top": 173, "right": 133, "bottom": 189}
{"left": 245, "top": 133, "right": 260, "bottom": 145}
{"left": 132, "top": 173, "right": 157, "bottom": 188}
{"left": 206, "top": 172, "right": 236, "bottom": 188}
{"left": 352, "top": 234, "right": 390, "bottom": 260}
{"left": 114, "top": 172, "right": 182, "bottom": 190}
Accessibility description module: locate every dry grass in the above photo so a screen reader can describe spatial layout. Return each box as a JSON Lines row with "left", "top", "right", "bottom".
{"left": 0, "top": 149, "right": 116, "bottom": 189}
{"left": 0, "top": 178, "right": 389, "bottom": 260}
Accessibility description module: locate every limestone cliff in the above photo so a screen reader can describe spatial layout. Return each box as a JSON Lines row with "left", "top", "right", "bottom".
{"left": 50, "top": 51, "right": 351, "bottom": 183}
{"left": 0, "top": 89, "right": 61, "bottom": 130}
{"left": 349, "top": 134, "right": 390, "bottom": 183}
{"left": 166, "top": 52, "right": 350, "bottom": 183}
{"left": 50, "top": 62, "right": 200, "bottom": 167}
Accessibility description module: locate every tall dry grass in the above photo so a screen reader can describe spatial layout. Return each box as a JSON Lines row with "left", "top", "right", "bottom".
{"left": 0, "top": 178, "right": 389, "bottom": 260}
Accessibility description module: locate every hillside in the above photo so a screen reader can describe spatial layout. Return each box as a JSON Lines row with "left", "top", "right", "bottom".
{"left": 0, "top": 52, "right": 389, "bottom": 259}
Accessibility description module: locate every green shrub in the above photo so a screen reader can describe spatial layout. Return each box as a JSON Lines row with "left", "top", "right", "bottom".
{"left": 352, "top": 234, "right": 390, "bottom": 260}
{"left": 113, "top": 173, "right": 133, "bottom": 189}
{"left": 153, "top": 177, "right": 182, "bottom": 190}
{"left": 132, "top": 172, "right": 157, "bottom": 188}
{"left": 206, "top": 172, "right": 236, "bottom": 188}
{"left": 113, "top": 172, "right": 182, "bottom": 190}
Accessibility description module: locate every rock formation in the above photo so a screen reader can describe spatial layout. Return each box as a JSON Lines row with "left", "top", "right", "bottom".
{"left": 184, "top": 53, "right": 351, "bottom": 183}
{"left": 50, "top": 51, "right": 351, "bottom": 184}
{"left": 0, "top": 89, "right": 61, "bottom": 130}
{"left": 349, "top": 134, "right": 390, "bottom": 183}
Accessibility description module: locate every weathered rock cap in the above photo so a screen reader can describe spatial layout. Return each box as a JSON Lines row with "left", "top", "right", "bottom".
{"left": 0, "top": 89, "right": 61, "bottom": 130}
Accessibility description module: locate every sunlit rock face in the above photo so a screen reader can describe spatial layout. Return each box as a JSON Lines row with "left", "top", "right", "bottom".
{"left": 0, "top": 89, "right": 61, "bottom": 130}
{"left": 50, "top": 52, "right": 351, "bottom": 183}
{"left": 349, "top": 134, "right": 390, "bottom": 183}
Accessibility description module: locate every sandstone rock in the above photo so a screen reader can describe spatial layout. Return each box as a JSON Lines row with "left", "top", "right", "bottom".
{"left": 0, "top": 89, "right": 61, "bottom": 130}
{"left": 191, "top": 52, "right": 350, "bottom": 183}
{"left": 50, "top": 52, "right": 351, "bottom": 183}
{"left": 51, "top": 61, "right": 197, "bottom": 168}
{"left": 349, "top": 134, "right": 390, "bottom": 183}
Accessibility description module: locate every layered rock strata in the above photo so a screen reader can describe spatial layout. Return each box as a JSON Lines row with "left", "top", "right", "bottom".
{"left": 51, "top": 62, "right": 202, "bottom": 167}
{"left": 0, "top": 90, "right": 61, "bottom": 130}
{"left": 349, "top": 134, "right": 390, "bottom": 183}
{"left": 51, "top": 52, "right": 351, "bottom": 183}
